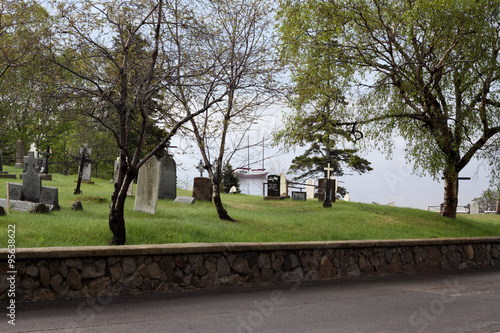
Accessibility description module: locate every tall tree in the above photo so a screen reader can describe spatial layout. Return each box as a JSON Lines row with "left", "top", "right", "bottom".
{"left": 278, "top": 0, "right": 500, "bottom": 218}
{"left": 48, "top": 0, "right": 225, "bottom": 244}
{"left": 176, "top": 0, "right": 279, "bottom": 221}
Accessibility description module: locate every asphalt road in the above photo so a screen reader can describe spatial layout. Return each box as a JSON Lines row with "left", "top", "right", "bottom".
{"left": 2, "top": 270, "right": 500, "bottom": 333}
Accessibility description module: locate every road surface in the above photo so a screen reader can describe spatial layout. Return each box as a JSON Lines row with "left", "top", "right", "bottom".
{"left": 2, "top": 270, "right": 500, "bottom": 333}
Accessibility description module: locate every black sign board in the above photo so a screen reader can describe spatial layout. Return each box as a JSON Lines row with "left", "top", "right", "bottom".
{"left": 267, "top": 174, "right": 280, "bottom": 197}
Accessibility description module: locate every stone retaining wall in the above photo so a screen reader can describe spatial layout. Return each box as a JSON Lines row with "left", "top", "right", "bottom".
{"left": 1, "top": 238, "right": 500, "bottom": 302}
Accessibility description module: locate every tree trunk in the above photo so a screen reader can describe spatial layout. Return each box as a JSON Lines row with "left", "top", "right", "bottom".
{"left": 213, "top": 183, "right": 235, "bottom": 222}
{"left": 442, "top": 171, "right": 459, "bottom": 218}
{"left": 109, "top": 160, "right": 136, "bottom": 245}
{"left": 496, "top": 199, "right": 500, "bottom": 215}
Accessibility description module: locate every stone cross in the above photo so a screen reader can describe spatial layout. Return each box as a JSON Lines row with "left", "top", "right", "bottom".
{"left": 196, "top": 160, "right": 205, "bottom": 177}
{"left": 24, "top": 151, "right": 39, "bottom": 172}
{"left": 324, "top": 163, "right": 334, "bottom": 179}
{"left": 323, "top": 163, "right": 334, "bottom": 208}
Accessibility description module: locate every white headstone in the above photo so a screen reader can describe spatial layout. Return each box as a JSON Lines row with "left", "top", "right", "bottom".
{"left": 29, "top": 143, "right": 38, "bottom": 158}
{"left": 470, "top": 201, "right": 479, "bottom": 214}
{"left": 229, "top": 186, "right": 237, "bottom": 194}
{"left": 79, "top": 144, "right": 92, "bottom": 181}
{"left": 306, "top": 179, "right": 315, "bottom": 200}
{"left": 344, "top": 193, "right": 350, "bottom": 202}
{"left": 278, "top": 172, "right": 288, "bottom": 196}
{"left": 330, "top": 175, "right": 338, "bottom": 199}
{"left": 134, "top": 157, "right": 161, "bottom": 214}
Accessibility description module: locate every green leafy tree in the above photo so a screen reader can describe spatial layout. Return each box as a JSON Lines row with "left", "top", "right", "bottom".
{"left": 277, "top": 0, "right": 500, "bottom": 218}
{"left": 222, "top": 164, "right": 241, "bottom": 194}
{"left": 473, "top": 189, "right": 499, "bottom": 213}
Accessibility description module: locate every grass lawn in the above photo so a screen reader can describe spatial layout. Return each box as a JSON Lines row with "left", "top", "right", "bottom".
{"left": 1, "top": 165, "right": 499, "bottom": 248}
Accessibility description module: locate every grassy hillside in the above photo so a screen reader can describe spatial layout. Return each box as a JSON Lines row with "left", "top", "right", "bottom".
{"left": 1, "top": 165, "right": 499, "bottom": 248}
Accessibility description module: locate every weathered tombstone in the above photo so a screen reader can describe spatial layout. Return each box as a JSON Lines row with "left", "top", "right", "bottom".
{"left": 15, "top": 140, "right": 25, "bottom": 168}
{"left": 470, "top": 201, "right": 479, "bottom": 214}
{"left": 229, "top": 186, "right": 237, "bottom": 194}
{"left": 8, "top": 183, "right": 23, "bottom": 201}
{"left": 79, "top": 144, "right": 92, "bottom": 182}
{"left": 278, "top": 172, "right": 288, "bottom": 196}
{"left": 267, "top": 174, "right": 280, "bottom": 197}
{"left": 192, "top": 177, "right": 213, "bottom": 202}
{"left": 292, "top": 191, "right": 306, "bottom": 201}
{"left": 318, "top": 178, "right": 337, "bottom": 202}
{"left": 22, "top": 152, "right": 42, "bottom": 202}
{"left": 158, "top": 155, "right": 176, "bottom": 200}
{"left": 344, "top": 193, "right": 351, "bottom": 202}
{"left": 40, "top": 187, "right": 59, "bottom": 209}
{"left": 134, "top": 157, "right": 161, "bottom": 214}
{"left": 306, "top": 179, "right": 315, "bottom": 200}
{"left": 174, "top": 196, "right": 195, "bottom": 204}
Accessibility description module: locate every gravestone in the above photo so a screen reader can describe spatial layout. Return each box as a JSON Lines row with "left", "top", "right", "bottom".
{"left": 8, "top": 183, "right": 23, "bottom": 201}
{"left": 158, "top": 155, "right": 176, "bottom": 200}
{"left": 174, "top": 196, "right": 195, "bottom": 204}
{"left": 79, "top": 144, "right": 92, "bottom": 182}
{"left": 292, "top": 191, "right": 306, "bottom": 201}
{"left": 134, "top": 157, "right": 161, "bottom": 214}
{"left": 278, "top": 172, "right": 288, "bottom": 196}
{"left": 15, "top": 140, "right": 25, "bottom": 168}
{"left": 318, "top": 178, "right": 337, "bottom": 202}
{"left": 267, "top": 174, "right": 280, "bottom": 197}
{"left": 29, "top": 143, "right": 38, "bottom": 157}
{"left": 22, "top": 152, "right": 42, "bottom": 203}
{"left": 40, "top": 187, "right": 59, "bottom": 209}
{"left": 344, "top": 193, "right": 351, "bottom": 202}
{"left": 470, "top": 201, "right": 479, "bottom": 214}
{"left": 192, "top": 177, "right": 213, "bottom": 202}
{"left": 306, "top": 179, "right": 315, "bottom": 200}
{"left": 229, "top": 186, "right": 237, "bottom": 194}
{"left": 0, "top": 149, "right": 3, "bottom": 173}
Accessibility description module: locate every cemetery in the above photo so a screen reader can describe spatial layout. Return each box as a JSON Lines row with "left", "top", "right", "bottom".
{"left": 0, "top": 159, "right": 499, "bottom": 247}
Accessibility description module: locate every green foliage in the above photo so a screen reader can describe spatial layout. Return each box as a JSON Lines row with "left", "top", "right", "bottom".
{"left": 222, "top": 164, "right": 241, "bottom": 194}
{"left": 277, "top": 0, "right": 500, "bottom": 217}
{"left": 473, "top": 189, "right": 500, "bottom": 213}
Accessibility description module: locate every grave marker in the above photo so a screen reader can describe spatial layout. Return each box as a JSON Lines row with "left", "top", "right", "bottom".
{"left": 158, "top": 155, "right": 176, "bottom": 200}
{"left": 15, "top": 139, "right": 25, "bottom": 168}
{"left": 22, "top": 152, "right": 42, "bottom": 202}
{"left": 134, "top": 157, "right": 161, "bottom": 214}
{"left": 267, "top": 174, "right": 280, "bottom": 197}
{"left": 306, "top": 179, "right": 315, "bottom": 200}
{"left": 292, "top": 191, "right": 306, "bottom": 201}
{"left": 192, "top": 177, "right": 213, "bottom": 202}
{"left": 470, "top": 201, "right": 479, "bottom": 214}
{"left": 278, "top": 172, "right": 288, "bottom": 197}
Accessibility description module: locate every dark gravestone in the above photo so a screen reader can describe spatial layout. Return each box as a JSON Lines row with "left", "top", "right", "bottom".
{"left": 8, "top": 183, "right": 23, "bottom": 200}
{"left": 292, "top": 191, "right": 306, "bottom": 201}
{"left": 267, "top": 174, "right": 280, "bottom": 197}
{"left": 0, "top": 149, "right": 3, "bottom": 172}
{"left": 15, "top": 140, "right": 25, "bottom": 168}
{"left": 22, "top": 152, "right": 42, "bottom": 202}
{"left": 193, "top": 177, "right": 212, "bottom": 202}
{"left": 40, "top": 186, "right": 59, "bottom": 208}
{"left": 318, "top": 178, "right": 336, "bottom": 202}
{"left": 158, "top": 155, "right": 177, "bottom": 200}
